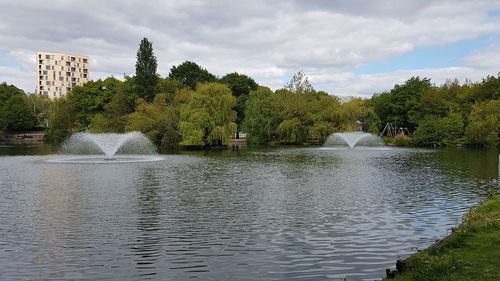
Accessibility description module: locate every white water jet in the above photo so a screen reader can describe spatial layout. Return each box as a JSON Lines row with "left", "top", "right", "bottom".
{"left": 323, "top": 132, "right": 383, "bottom": 148}
{"left": 59, "top": 131, "right": 157, "bottom": 158}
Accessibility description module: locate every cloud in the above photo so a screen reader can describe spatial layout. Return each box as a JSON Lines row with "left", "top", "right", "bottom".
{"left": 0, "top": 0, "right": 499, "bottom": 94}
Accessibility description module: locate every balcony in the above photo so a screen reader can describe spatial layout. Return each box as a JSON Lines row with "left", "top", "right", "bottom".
{"left": 66, "top": 72, "right": 71, "bottom": 76}
{"left": 83, "top": 59, "right": 88, "bottom": 63}
{"left": 71, "top": 67, "right": 76, "bottom": 71}
{"left": 83, "top": 68, "right": 88, "bottom": 73}
{"left": 66, "top": 62, "right": 71, "bottom": 66}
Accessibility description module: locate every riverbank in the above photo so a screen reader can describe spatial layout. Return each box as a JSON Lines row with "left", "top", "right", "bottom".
{"left": 385, "top": 192, "right": 500, "bottom": 280}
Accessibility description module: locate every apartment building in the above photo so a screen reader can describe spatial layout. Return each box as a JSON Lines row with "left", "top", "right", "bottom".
{"left": 36, "top": 52, "right": 89, "bottom": 98}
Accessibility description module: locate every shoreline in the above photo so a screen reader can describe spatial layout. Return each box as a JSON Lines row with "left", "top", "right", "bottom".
{"left": 384, "top": 192, "right": 500, "bottom": 280}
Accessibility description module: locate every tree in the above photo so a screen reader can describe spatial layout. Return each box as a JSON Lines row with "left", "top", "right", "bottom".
{"left": 276, "top": 117, "right": 305, "bottom": 143}
{"left": 135, "top": 38, "right": 158, "bottom": 102}
{"left": 125, "top": 94, "right": 180, "bottom": 145}
{"left": 0, "top": 82, "right": 24, "bottom": 108}
{"left": 242, "top": 87, "right": 280, "bottom": 143}
{"left": 285, "top": 71, "right": 314, "bottom": 94}
{"left": 90, "top": 90, "right": 130, "bottom": 133}
{"left": 0, "top": 95, "right": 37, "bottom": 131}
{"left": 413, "top": 112, "right": 464, "bottom": 146}
{"left": 26, "top": 94, "right": 51, "bottom": 128}
{"left": 169, "top": 61, "right": 217, "bottom": 89}
{"left": 178, "top": 83, "right": 236, "bottom": 146}
{"left": 46, "top": 98, "right": 75, "bottom": 142}
{"left": 67, "top": 77, "right": 121, "bottom": 130}
{"left": 156, "top": 77, "right": 185, "bottom": 105}
{"left": 370, "top": 77, "right": 432, "bottom": 132}
{"left": 465, "top": 99, "right": 500, "bottom": 147}
{"left": 220, "top": 72, "right": 258, "bottom": 134}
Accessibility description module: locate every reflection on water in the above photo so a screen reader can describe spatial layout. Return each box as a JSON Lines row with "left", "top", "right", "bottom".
{"left": 0, "top": 146, "right": 498, "bottom": 281}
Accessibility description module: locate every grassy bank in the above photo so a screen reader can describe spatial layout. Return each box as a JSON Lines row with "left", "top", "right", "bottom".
{"left": 385, "top": 193, "right": 500, "bottom": 281}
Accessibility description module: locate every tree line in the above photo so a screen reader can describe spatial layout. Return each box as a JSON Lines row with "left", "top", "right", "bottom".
{"left": 0, "top": 38, "right": 499, "bottom": 147}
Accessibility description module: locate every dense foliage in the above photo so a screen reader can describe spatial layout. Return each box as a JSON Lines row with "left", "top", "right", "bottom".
{"left": 1, "top": 38, "right": 499, "bottom": 148}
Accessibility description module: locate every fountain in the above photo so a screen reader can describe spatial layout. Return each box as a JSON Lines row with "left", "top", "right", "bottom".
{"left": 48, "top": 131, "right": 162, "bottom": 163}
{"left": 323, "top": 132, "right": 384, "bottom": 149}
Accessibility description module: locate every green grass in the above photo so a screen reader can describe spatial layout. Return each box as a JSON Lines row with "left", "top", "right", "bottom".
{"left": 386, "top": 193, "right": 500, "bottom": 281}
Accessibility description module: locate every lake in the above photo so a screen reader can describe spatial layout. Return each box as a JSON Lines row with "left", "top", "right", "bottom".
{"left": 0, "top": 145, "right": 498, "bottom": 280}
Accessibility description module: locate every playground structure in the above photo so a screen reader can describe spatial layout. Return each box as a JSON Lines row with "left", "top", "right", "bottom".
{"left": 380, "top": 122, "right": 411, "bottom": 137}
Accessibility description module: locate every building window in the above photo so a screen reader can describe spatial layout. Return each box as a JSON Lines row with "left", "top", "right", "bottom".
{"left": 45, "top": 55, "right": 50, "bottom": 59}
{"left": 39, "top": 76, "right": 43, "bottom": 80}
{"left": 43, "top": 91, "right": 48, "bottom": 95}
{"left": 66, "top": 62, "right": 71, "bottom": 66}
{"left": 39, "top": 60, "right": 44, "bottom": 64}
{"left": 83, "top": 74, "right": 87, "bottom": 78}
{"left": 83, "top": 59, "right": 88, "bottom": 63}
{"left": 39, "top": 86, "right": 44, "bottom": 90}
{"left": 42, "top": 71, "right": 48, "bottom": 75}
{"left": 59, "top": 77, "right": 64, "bottom": 81}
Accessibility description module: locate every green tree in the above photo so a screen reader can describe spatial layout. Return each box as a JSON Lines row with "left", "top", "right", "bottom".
{"left": 46, "top": 98, "right": 75, "bottom": 142}
{"left": 68, "top": 77, "right": 121, "bottom": 130}
{"left": 0, "top": 82, "right": 24, "bottom": 108}
{"left": 220, "top": 72, "right": 258, "bottom": 134}
{"left": 242, "top": 87, "right": 280, "bottom": 143}
{"left": 169, "top": 61, "right": 217, "bottom": 89}
{"left": 276, "top": 117, "right": 305, "bottom": 143}
{"left": 178, "top": 83, "right": 236, "bottom": 146}
{"left": 126, "top": 93, "right": 180, "bottom": 145}
{"left": 135, "top": 38, "right": 159, "bottom": 102}
{"left": 156, "top": 77, "right": 185, "bottom": 105}
{"left": 0, "top": 95, "right": 37, "bottom": 131}
{"left": 90, "top": 90, "right": 131, "bottom": 133}
{"left": 26, "top": 94, "right": 51, "bottom": 128}
{"left": 370, "top": 77, "right": 432, "bottom": 132}
{"left": 413, "top": 112, "right": 464, "bottom": 146}
{"left": 465, "top": 99, "right": 500, "bottom": 147}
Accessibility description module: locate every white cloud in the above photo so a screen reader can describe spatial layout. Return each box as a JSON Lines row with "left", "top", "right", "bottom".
{"left": 314, "top": 66, "right": 496, "bottom": 97}
{"left": 0, "top": 0, "right": 499, "bottom": 94}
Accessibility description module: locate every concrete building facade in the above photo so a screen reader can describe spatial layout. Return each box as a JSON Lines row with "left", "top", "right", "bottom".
{"left": 36, "top": 52, "right": 89, "bottom": 98}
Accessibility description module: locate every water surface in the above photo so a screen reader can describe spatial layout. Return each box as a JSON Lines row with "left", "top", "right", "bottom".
{"left": 0, "top": 146, "right": 498, "bottom": 280}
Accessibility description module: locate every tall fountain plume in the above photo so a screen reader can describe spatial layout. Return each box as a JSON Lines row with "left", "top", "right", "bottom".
{"left": 59, "top": 132, "right": 157, "bottom": 158}
{"left": 323, "top": 132, "right": 383, "bottom": 148}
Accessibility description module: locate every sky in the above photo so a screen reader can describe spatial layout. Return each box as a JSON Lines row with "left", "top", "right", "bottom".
{"left": 1, "top": 0, "right": 500, "bottom": 97}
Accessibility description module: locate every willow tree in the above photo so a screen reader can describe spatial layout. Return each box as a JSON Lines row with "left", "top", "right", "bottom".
{"left": 178, "top": 83, "right": 236, "bottom": 146}
{"left": 135, "top": 38, "right": 158, "bottom": 102}
{"left": 125, "top": 93, "right": 180, "bottom": 146}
